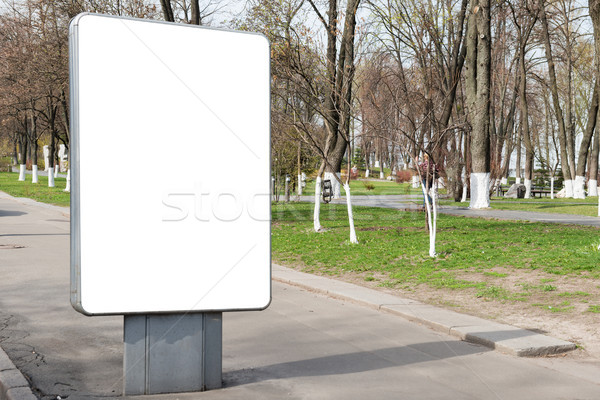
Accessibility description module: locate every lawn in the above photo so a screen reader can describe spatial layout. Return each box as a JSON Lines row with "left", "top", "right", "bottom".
{"left": 272, "top": 202, "right": 600, "bottom": 314}
{"left": 0, "top": 172, "right": 70, "bottom": 207}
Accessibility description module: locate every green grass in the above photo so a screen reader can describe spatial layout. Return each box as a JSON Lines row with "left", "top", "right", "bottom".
{"left": 273, "top": 202, "right": 600, "bottom": 276}
{"left": 0, "top": 172, "right": 70, "bottom": 207}
{"left": 272, "top": 202, "right": 600, "bottom": 311}
{"left": 587, "top": 305, "right": 600, "bottom": 313}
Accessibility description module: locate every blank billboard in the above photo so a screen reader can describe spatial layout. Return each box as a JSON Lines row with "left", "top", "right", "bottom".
{"left": 69, "top": 14, "right": 271, "bottom": 315}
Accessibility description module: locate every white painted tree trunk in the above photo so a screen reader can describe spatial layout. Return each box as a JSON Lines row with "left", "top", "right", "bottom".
{"left": 469, "top": 172, "right": 490, "bottom": 209}
{"left": 524, "top": 179, "right": 532, "bottom": 199}
{"left": 550, "top": 177, "right": 555, "bottom": 199}
{"left": 18, "top": 164, "right": 26, "bottom": 181}
{"left": 343, "top": 184, "right": 358, "bottom": 244}
{"left": 379, "top": 171, "right": 384, "bottom": 179}
{"left": 500, "top": 177, "right": 508, "bottom": 185}
{"left": 461, "top": 174, "right": 468, "bottom": 202}
{"left": 54, "top": 165, "right": 59, "bottom": 177}
{"left": 297, "top": 174, "right": 302, "bottom": 196}
{"left": 64, "top": 169, "right": 71, "bottom": 192}
{"left": 516, "top": 177, "right": 521, "bottom": 184}
{"left": 31, "top": 165, "right": 38, "bottom": 184}
{"left": 430, "top": 185, "right": 438, "bottom": 258}
{"left": 421, "top": 182, "right": 437, "bottom": 257}
{"left": 588, "top": 179, "right": 598, "bottom": 197}
{"left": 564, "top": 179, "right": 574, "bottom": 198}
{"left": 313, "top": 177, "right": 322, "bottom": 232}
{"left": 324, "top": 172, "right": 341, "bottom": 199}
{"left": 573, "top": 176, "right": 586, "bottom": 199}
{"left": 412, "top": 175, "right": 420, "bottom": 188}
{"left": 365, "top": 169, "right": 369, "bottom": 178}
{"left": 48, "top": 169, "right": 55, "bottom": 188}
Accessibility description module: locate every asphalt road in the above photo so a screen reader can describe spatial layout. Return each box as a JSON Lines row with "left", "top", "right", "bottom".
{"left": 299, "top": 194, "right": 600, "bottom": 227}
{"left": 1, "top": 192, "right": 599, "bottom": 399}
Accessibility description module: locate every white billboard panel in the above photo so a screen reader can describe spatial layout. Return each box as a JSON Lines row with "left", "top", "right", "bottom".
{"left": 69, "top": 14, "right": 271, "bottom": 315}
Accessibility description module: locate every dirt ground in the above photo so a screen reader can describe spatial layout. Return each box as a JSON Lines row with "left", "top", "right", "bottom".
{"left": 283, "top": 264, "right": 600, "bottom": 361}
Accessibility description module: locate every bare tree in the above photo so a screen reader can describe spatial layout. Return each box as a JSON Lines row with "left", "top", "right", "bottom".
{"left": 465, "top": 0, "right": 492, "bottom": 208}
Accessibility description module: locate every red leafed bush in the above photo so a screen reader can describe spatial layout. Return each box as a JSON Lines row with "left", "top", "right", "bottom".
{"left": 395, "top": 169, "right": 413, "bottom": 183}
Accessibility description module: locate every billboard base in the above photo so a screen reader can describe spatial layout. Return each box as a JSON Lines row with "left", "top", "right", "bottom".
{"left": 123, "top": 313, "right": 222, "bottom": 394}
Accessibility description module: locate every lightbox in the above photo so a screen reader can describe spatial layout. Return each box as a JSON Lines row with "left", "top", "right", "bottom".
{"left": 69, "top": 13, "right": 271, "bottom": 315}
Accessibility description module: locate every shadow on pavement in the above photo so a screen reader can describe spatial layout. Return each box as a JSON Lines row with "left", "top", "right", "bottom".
{"left": 0, "top": 210, "right": 27, "bottom": 217}
{"left": 224, "top": 340, "right": 489, "bottom": 387}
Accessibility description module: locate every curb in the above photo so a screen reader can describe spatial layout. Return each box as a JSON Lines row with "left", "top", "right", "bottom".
{"left": 0, "top": 191, "right": 69, "bottom": 216}
{"left": 0, "top": 348, "right": 36, "bottom": 400}
{"left": 272, "top": 264, "right": 576, "bottom": 357}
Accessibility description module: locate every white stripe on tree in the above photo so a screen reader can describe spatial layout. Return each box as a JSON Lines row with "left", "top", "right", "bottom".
{"left": 588, "top": 179, "right": 598, "bottom": 197}
{"left": 564, "top": 179, "right": 574, "bottom": 198}
{"left": 48, "top": 169, "right": 55, "bottom": 188}
{"left": 18, "top": 164, "right": 26, "bottom": 181}
{"left": 313, "top": 176, "right": 322, "bottom": 232}
{"left": 64, "top": 169, "right": 71, "bottom": 192}
{"left": 32, "top": 165, "right": 38, "bottom": 184}
{"left": 469, "top": 172, "right": 490, "bottom": 209}
{"left": 573, "top": 176, "right": 586, "bottom": 199}
{"left": 343, "top": 184, "right": 358, "bottom": 244}
{"left": 524, "top": 178, "right": 532, "bottom": 199}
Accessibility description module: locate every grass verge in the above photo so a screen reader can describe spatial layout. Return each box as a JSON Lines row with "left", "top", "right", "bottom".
{"left": 272, "top": 202, "right": 600, "bottom": 315}
{"left": 0, "top": 172, "right": 70, "bottom": 207}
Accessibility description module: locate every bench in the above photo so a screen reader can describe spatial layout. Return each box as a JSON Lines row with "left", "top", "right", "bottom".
{"left": 531, "top": 188, "right": 555, "bottom": 198}
{"left": 495, "top": 185, "right": 559, "bottom": 198}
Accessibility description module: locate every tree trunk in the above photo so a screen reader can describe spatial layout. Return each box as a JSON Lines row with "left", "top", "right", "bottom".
{"left": 49, "top": 124, "right": 56, "bottom": 188}
{"left": 159, "top": 0, "right": 175, "bottom": 22}
{"left": 541, "top": 1, "right": 573, "bottom": 196}
{"left": 297, "top": 142, "right": 302, "bottom": 196}
{"left": 344, "top": 144, "right": 358, "bottom": 244}
{"left": 589, "top": 0, "right": 600, "bottom": 196}
{"left": 518, "top": 44, "right": 534, "bottom": 198}
{"left": 191, "top": 0, "right": 200, "bottom": 25}
{"left": 515, "top": 126, "right": 522, "bottom": 184}
{"left": 574, "top": 82, "right": 599, "bottom": 198}
{"left": 12, "top": 140, "right": 18, "bottom": 165}
{"left": 465, "top": 0, "right": 491, "bottom": 209}
{"left": 313, "top": 162, "right": 325, "bottom": 232}
{"left": 18, "top": 123, "right": 27, "bottom": 181}
{"left": 590, "top": 130, "right": 600, "bottom": 197}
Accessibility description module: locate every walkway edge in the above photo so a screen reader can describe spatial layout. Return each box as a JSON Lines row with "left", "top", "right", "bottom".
{"left": 0, "top": 191, "right": 69, "bottom": 215}
{"left": 0, "top": 349, "right": 36, "bottom": 400}
{"left": 272, "top": 264, "right": 576, "bottom": 357}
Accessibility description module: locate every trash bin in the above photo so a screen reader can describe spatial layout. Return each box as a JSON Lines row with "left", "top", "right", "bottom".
{"left": 322, "top": 179, "right": 332, "bottom": 203}
{"left": 517, "top": 185, "right": 525, "bottom": 198}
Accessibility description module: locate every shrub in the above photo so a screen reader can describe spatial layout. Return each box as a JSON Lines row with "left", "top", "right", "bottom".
{"left": 395, "top": 169, "right": 413, "bottom": 183}
{"left": 363, "top": 182, "right": 375, "bottom": 190}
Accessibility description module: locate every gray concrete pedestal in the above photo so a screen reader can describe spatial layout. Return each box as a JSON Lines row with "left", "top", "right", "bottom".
{"left": 123, "top": 313, "right": 222, "bottom": 395}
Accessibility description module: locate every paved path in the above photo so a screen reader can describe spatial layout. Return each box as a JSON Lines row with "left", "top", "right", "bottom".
{"left": 0, "top": 193, "right": 600, "bottom": 399}
{"left": 298, "top": 195, "right": 600, "bottom": 227}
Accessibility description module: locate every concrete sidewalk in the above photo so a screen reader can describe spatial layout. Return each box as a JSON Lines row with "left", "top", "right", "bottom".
{"left": 1, "top": 192, "right": 600, "bottom": 399}
{"left": 272, "top": 265, "right": 575, "bottom": 357}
